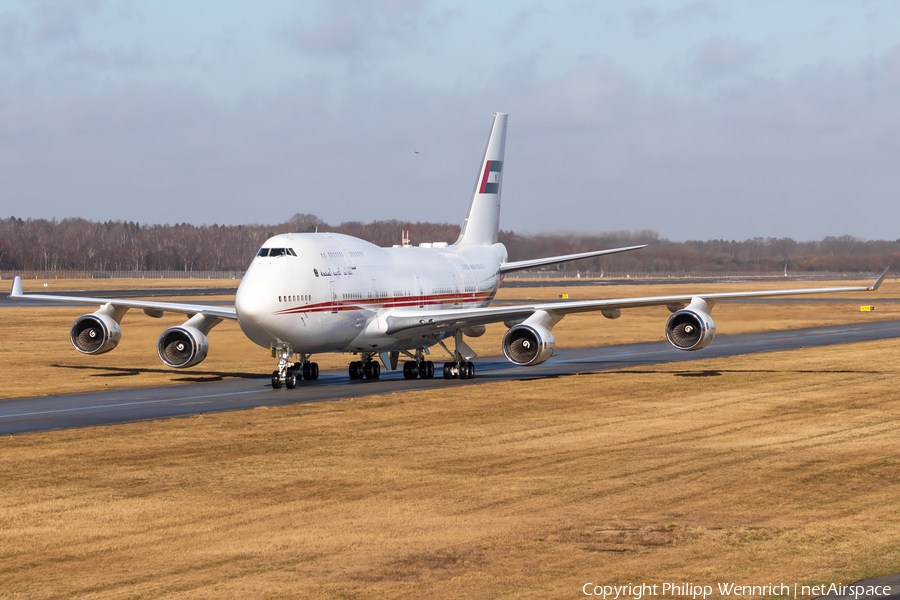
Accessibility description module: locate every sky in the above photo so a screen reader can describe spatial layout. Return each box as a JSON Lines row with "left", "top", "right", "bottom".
{"left": 1, "top": 0, "right": 899, "bottom": 241}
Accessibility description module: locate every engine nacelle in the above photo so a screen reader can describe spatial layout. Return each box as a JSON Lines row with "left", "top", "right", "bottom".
{"left": 70, "top": 313, "right": 122, "bottom": 355}
{"left": 157, "top": 326, "right": 209, "bottom": 368}
{"left": 502, "top": 323, "right": 556, "bottom": 366}
{"left": 666, "top": 308, "right": 716, "bottom": 351}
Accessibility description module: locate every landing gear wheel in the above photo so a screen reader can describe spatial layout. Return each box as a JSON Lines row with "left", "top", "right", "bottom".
{"left": 459, "top": 361, "right": 471, "bottom": 380}
{"left": 418, "top": 360, "right": 434, "bottom": 379}
{"left": 443, "top": 362, "right": 455, "bottom": 379}
{"left": 302, "top": 362, "right": 319, "bottom": 380}
{"left": 403, "top": 361, "right": 418, "bottom": 379}
{"left": 271, "top": 370, "right": 282, "bottom": 389}
{"left": 464, "top": 361, "right": 474, "bottom": 379}
{"left": 349, "top": 361, "right": 364, "bottom": 380}
{"left": 364, "top": 361, "right": 381, "bottom": 380}
{"left": 285, "top": 369, "right": 298, "bottom": 389}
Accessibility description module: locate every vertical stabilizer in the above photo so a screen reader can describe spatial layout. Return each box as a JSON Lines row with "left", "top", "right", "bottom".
{"left": 455, "top": 113, "right": 507, "bottom": 246}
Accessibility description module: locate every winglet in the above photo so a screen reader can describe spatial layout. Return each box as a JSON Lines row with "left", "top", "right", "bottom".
{"left": 869, "top": 267, "right": 891, "bottom": 291}
{"left": 10, "top": 276, "right": 23, "bottom": 298}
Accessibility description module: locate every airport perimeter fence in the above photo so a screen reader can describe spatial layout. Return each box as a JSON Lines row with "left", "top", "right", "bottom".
{"left": 0, "top": 270, "right": 244, "bottom": 280}
{"left": 0, "top": 269, "right": 888, "bottom": 281}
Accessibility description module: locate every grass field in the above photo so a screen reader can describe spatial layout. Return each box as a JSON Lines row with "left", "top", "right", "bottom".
{"left": 1, "top": 277, "right": 896, "bottom": 401}
{"left": 2, "top": 339, "right": 900, "bottom": 598}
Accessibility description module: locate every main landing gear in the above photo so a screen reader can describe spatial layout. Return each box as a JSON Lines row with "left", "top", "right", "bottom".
{"left": 349, "top": 353, "right": 381, "bottom": 380}
{"left": 442, "top": 360, "right": 475, "bottom": 380}
{"left": 271, "top": 344, "right": 319, "bottom": 390}
{"left": 401, "top": 348, "right": 435, "bottom": 380}
{"left": 437, "top": 330, "right": 476, "bottom": 380}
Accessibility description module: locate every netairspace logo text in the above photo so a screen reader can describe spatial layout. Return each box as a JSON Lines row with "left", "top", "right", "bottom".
{"left": 582, "top": 582, "right": 894, "bottom": 598}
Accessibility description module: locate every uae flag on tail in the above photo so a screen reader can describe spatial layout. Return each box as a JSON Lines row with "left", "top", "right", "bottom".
{"left": 478, "top": 160, "right": 503, "bottom": 194}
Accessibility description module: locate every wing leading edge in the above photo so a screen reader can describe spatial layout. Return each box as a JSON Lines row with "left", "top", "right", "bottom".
{"left": 385, "top": 268, "right": 891, "bottom": 338}
{"left": 8, "top": 276, "right": 237, "bottom": 320}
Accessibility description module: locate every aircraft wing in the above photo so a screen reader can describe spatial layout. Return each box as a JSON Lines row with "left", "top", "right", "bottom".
{"left": 7, "top": 276, "right": 238, "bottom": 320}
{"left": 499, "top": 244, "right": 646, "bottom": 274}
{"left": 385, "top": 268, "right": 891, "bottom": 337}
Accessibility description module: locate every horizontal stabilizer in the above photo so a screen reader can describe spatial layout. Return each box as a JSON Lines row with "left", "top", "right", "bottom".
{"left": 499, "top": 244, "right": 646, "bottom": 274}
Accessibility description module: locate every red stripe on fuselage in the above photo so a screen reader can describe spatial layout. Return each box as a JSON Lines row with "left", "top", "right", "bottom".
{"left": 271, "top": 291, "right": 495, "bottom": 316}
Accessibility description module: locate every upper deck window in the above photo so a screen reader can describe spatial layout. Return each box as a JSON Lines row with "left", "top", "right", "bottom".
{"left": 257, "top": 247, "right": 297, "bottom": 257}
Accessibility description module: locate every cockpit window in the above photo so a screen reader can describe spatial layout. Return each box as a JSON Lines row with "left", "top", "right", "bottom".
{"left": 256, "top": 247, "right": 297, "bottom": 257}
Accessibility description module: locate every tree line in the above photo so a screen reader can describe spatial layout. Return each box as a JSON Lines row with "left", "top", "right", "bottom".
{"left": 1, "top": 214, "right": 897, "bottom": 273}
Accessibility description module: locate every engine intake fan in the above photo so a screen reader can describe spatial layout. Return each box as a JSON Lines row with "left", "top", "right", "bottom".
{"left": 70, "top": 313, "right": 122, "bottom": 355}
{"left": 665, "top": 307, "right": 716, "bottom": 351}
{"left": 157, "top": 326, "right": 209, "bottom": 368}
{"left": 502, "top": 311, "right": 556, "bottom": 366}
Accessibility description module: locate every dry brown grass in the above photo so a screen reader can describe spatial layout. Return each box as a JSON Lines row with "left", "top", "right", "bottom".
{"left": 1, "top": 278, "right": 896, "bottom": 401}
{"left": 2, "top": 339, "right": 900, "bottom": 598}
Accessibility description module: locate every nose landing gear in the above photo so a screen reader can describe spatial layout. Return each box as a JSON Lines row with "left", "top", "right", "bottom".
{"left": 271, "top": 343, "right": 319, "bottom": 390}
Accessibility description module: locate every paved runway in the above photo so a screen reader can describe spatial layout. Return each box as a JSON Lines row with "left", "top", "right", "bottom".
{"left": 2, "top": 320, "right": 899, "bottom": 435}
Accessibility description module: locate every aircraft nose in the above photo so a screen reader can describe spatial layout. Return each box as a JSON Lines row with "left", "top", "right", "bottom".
{"left": 235, "top": 263, "right": 276, "bottom": 328}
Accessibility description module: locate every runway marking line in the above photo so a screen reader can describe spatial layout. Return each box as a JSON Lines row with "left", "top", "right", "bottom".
{"left": 0, "top": 389, "right": 259, "bottom": 420}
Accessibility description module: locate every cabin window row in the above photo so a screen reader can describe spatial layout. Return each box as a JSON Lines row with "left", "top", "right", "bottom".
{"left": 278, "top": 295, "right": 312, "bottom": 302}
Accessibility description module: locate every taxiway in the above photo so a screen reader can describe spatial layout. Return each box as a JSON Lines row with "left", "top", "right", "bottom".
{"left": 2, "top": 320, "right": 899, "bottom": 435}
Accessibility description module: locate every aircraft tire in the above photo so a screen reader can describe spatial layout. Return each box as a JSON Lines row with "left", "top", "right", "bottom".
{"left": 418, "top": 361, "right": 435, "bottom": 379}
{"left": 403, "top": 361, "right": 418, "bottom": 379}
{"left": 349, "top": 361, "right": 364, "bottom": 379}
{"left": 364, "top": 361, "right": 381, "bottom": 380}
{"left": 465, "top": 361, "right": 475, "bottom": 379}
{"left": 271, "top": 371, "right": 282, "bottom": 389}
{"left": 443, "top": 362, "right": 454, "bottom": 379}
{"left": 308, "top": 363, "right": 319, "bottom": 380}
{"left": 285, "top": 369, "right": 298, "bottom": 389}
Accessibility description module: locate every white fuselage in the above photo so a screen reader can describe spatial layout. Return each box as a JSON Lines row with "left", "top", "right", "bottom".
{"left": 235, "top": 233, "right": 507, "bottom": 354}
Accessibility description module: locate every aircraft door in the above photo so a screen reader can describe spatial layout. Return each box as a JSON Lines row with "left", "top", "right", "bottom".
{"left": 451, "top": 273, "right": 461, "bottom": 307}
{"left": 415, "top": 276, "right": 425, "bottom": 308}
{"left": 330, "top": 281, "right": 338, "bottom": 314}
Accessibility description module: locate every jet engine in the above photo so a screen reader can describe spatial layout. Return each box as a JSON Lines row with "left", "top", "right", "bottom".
{"left": 157, "top": 326, "right": 209, "bottom": 368}
{"left": 665, "top": 308, "right": 716, "bottom": 351}
{"left": 502, "top": 323, "right": 555, "bottom": 366}
{"left": 70, "top": 313, "right": 122, "bottom": 355}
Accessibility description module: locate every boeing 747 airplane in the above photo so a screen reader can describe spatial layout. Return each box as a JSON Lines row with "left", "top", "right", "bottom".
{"left": 8, "top": 113, "right": 890, "bottom": 389}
